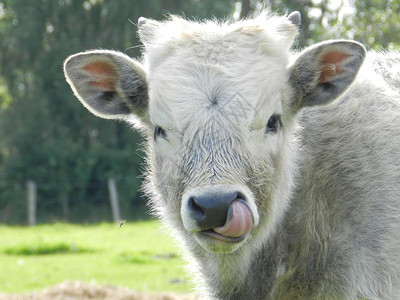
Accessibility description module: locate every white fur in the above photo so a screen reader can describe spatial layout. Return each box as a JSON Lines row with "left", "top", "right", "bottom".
{"left": 64, "top": 10, "right": 400, "bottom": 300}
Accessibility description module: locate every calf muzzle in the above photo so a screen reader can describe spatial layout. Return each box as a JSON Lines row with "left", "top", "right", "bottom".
{"left": 188, "top": 191, "right": 242, "bottom": 230}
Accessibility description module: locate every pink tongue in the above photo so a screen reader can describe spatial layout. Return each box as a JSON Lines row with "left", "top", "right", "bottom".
{"left": 213, "top": 201, "right": 253, "bottom": 238}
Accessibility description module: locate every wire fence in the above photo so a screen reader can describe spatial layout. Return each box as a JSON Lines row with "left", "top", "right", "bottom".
{"left": 0, "top": 177, "right": 150, "bottom": 225}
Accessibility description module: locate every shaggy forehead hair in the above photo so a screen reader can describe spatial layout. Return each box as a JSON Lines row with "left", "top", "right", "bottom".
{"left": 140, "top": 11, "right": 298, "bottom": 66}
{"left": 142, "top": 12, "right": 299, "bottom": 140}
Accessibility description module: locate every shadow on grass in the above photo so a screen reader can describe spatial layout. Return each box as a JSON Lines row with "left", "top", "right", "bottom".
{"left": 4, "top": 242, "right": 95, "bottom": 255}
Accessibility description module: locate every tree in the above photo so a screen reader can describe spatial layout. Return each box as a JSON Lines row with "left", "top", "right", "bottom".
{"left": 0, "top": 0, "right": 235, "bottom": 223}
{"left": 1, "top": 0, "right": 398, "bottom": 223}
{"left": 243, "top": 0, "right": 400, "bottom": 49}
{"left": 346, "top": 0, "right": 400, "bottom": 50}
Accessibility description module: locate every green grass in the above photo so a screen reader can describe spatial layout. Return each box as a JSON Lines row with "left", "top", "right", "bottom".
{"left": 4, "top": 242, "right": 93, "bottom": 255}
{"left": 0, "top": 221, "right": 193, "bottom": 294}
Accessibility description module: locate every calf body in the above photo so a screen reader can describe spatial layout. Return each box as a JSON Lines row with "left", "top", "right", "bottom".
{"left": 64, "top": 11, "right": 400, "bottom": 299}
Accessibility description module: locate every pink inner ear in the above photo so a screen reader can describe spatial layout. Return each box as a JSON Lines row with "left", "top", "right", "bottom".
{"left": 319, "top": 51, "right": 348, "bottom": 83}
{"left": 84, "top": 62, "right": 116, "bottom": 92}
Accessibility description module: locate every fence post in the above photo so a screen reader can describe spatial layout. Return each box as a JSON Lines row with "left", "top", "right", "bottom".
{"left": 61, "top": 194, "right": 69, "bottom": 221}
{"left": 26, "top": 180, "right": 37, "bottom": 226}
{"left": 107, "top": 178, "right": 121, "bottom": 222}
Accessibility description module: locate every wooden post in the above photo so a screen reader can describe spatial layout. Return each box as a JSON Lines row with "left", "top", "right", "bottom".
{"left": 107, "top": 178, "right": 121, "bottom": 222}
{"left": 61, "top": 194, "right": 69, "bottom": 221}
{"left": 26, "top": 180, "right": 37, "bottom": 226}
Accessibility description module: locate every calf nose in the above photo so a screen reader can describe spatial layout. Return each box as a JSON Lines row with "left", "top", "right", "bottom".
{"left": 187, "top": 191, "right": 239, "bottom": 230}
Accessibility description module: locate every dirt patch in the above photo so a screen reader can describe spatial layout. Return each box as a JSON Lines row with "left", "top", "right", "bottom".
{"left": 0, "top": 281, "right": 199, "bottom": 300}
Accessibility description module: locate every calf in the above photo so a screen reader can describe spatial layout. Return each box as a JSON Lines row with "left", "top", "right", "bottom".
{"left": 64, "top": 11, "right": 400, "bottom": 299}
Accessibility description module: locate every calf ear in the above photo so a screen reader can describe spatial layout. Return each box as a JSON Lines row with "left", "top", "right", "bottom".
{"left": 289, "top": 40, "right": 366, "bottom": 111}
{"left": 64, "top": 50, "right": 148, "bottom": 124}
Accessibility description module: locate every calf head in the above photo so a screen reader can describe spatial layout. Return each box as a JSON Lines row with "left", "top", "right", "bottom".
{"left": 64, "top": 11, "right": 365, "bottom": 254}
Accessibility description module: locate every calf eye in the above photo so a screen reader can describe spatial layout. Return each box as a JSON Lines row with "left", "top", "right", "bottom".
{"left": 154, "top": 126, "right": 167, "bottom": 140}
{"left": 265, "top": 114, "right": 281, "bottom": 134}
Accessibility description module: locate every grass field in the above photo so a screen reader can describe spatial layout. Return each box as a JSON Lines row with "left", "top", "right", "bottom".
{"left": 0, "top": 221, "right": 193, "bottom": 294}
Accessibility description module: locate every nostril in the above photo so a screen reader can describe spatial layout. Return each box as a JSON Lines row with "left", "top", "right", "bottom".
{"left": 236, "top": 192, "right": 246, "bottom": 201}
{"left": 188, "top": 197, "right": 206, "bottom": 222}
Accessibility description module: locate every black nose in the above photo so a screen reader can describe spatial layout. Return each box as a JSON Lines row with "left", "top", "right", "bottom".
{"left": 187, "top": 191, "right": 241, "bottom": 230}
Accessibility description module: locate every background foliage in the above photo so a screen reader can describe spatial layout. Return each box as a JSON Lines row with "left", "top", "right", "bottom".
{"left": 0, "top": 0, "right": 399, "bottom": 224}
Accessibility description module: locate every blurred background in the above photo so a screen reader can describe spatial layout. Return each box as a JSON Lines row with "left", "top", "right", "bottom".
{"left": 0, "top": 0, "right": 399, "bottom": 225}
